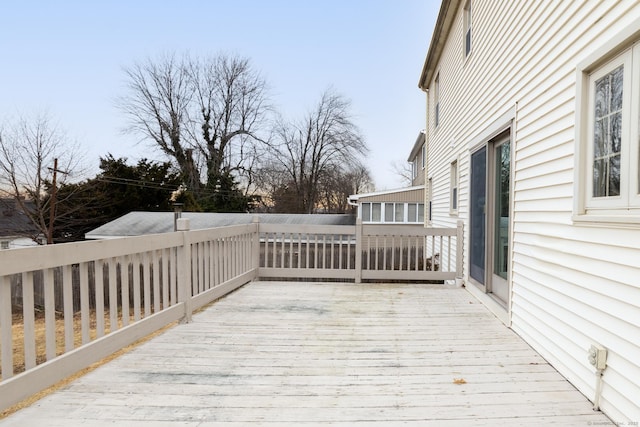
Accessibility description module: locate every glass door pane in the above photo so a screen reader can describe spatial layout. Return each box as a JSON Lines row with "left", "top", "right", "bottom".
{"left": 469, "top": 147, "right": 486, "bottom": 285}
{"left": 494, "top": 141, "right": 510, "bottom": 280}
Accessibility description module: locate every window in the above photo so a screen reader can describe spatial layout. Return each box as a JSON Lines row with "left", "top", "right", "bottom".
{"left": 361, "top": 202, "right": 381, "bottom": 222}
{"left": 464, "top": 0, "right": 472, "bottom": 57}
{"left": 450, "top": 160, "right": 459, "bottom": 213}
{"left": 372, "top": 203, "right": 382, "bottom": 222}
{"left": 422, "top": 144, "right": 426, "bottom": 170}
{"left": 362, "top": 202, "right": 424, "bottom": 223}
{"left": 407, "top": 203, "right": 425, "bottom": 223}
{"left": 576, "top": 37, "right": 640, "bottom": 219}
{"left": 428, "top": 177, "right": 433, "bottom": 222}
{"left": 434, "top": 72, "right": 441, "bottom": 127}
{"left": 394, "top": 203, "right": 405, "bottom": 222}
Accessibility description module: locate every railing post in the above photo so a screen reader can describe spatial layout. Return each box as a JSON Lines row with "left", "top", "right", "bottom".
{"left": 456, "top": 220, "right": 464, "bottom": 285}
{"left": 355, "top": 218, "right": 363, "bottom": 283}
{"left": 177, "top": 218, "right": 193, "bottom": 323}
{"left": 252, "top": 215, "right": 260, "bottom": 280}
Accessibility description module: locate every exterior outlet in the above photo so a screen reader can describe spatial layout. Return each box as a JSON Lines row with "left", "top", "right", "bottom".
{"left": 589, "top": 344, "right": 607, "bottom": 370}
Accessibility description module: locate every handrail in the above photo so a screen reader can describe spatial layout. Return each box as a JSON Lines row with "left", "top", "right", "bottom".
{"left": 0, "top": 217, "right": 463, "bottom": 411}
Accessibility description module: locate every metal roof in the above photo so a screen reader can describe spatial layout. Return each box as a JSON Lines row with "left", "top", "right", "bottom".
{"left": 85, "top": 211, "right": 356, "bottom": 239}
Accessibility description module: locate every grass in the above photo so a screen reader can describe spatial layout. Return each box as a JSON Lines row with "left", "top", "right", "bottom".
{"left": 0, "top": 308, "right": 177, "bottom": 420}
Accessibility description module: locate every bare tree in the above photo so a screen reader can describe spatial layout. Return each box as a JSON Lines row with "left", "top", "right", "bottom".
{"left": 0, "top": 112, "right": 85, "bottom": 244}
{"left": 318, "top": 163, "right": 373, "bottom": 213}
{"left": 187, "top": 54, "right": 270, "bottom": 191}
{"left": 264, "top": 89, "right": 368, "bottom": 213}
{"left": 118, "top": 53, "right": 200, "bottom": 191}
{"left": 119, "top": 53, "right": 270, "bottom": 205}
{"left": 391, "top": 159, "right": 413, "bottom": 186}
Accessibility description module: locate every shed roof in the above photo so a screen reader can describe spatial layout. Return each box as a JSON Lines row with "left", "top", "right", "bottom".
{"left": 85, "top": 212, "right": 356, "bottom": 239}
{"left": 0, "top": 198, "right": 39, "bottom": 238}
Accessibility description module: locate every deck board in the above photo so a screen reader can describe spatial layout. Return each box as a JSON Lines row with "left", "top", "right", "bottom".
{"left": 0, "top": 282, "right": 612, "bottom": 426}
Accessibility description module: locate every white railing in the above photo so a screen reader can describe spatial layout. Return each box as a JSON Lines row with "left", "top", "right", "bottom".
{"left": 259, "top": 221, "right": 463, "bottom": 283}
{"left": 0, "top": 218, "right": 462, "bottom": 411}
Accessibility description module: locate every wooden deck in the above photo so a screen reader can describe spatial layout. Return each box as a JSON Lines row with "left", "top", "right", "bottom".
{"left": 1, "top": 282, "right": 611, "bottom": 426}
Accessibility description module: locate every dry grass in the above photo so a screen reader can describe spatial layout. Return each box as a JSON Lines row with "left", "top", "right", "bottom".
{"left": 4, "top": 309, "right": 129, "bottom": 375}
{"left": 0, "top": 308, "right": 177, "bottom": 420}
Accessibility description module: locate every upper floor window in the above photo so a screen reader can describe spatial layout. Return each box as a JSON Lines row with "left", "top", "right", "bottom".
{"left": 421, "top": 144, "right": 426, "bottom": 169}
{"left": 576, "top": 39, "right": 640, "bottom": 219}
{"left": 464, "top": 0, "right": 472, "bottom": 57}
{"left": 434, "top": 72, "right": 441, "bottom": 127}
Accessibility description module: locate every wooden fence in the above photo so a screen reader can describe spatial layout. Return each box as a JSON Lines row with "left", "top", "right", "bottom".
{"left": 0, "top": 218, "right": 462, "bottom": 411}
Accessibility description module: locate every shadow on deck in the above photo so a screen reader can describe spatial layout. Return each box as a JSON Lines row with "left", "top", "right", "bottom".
{"left": 0, "top": 282, "right": 611, "bottom": 426}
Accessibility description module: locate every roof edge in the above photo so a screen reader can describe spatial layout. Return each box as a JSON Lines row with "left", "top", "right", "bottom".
{"left": 418, "top": 0, "right": 458, "bottom": 90}
{"left": 348, "top": 185, "right": 425, "bottom": 202}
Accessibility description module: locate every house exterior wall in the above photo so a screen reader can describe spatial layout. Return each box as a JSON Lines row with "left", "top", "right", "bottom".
{"left": 421, "top": 0, "right": 640, "bottom": 423}
{"left": 357, "top": 188, "right": 424, "bottom": 203}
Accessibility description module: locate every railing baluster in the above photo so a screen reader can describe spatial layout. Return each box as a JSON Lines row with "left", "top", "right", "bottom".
{"left": 0, "top": 275, "right": 13, "bottom": 379}
{"left": 108, "top": 258, "right": 117, "bottom": 332}
{"left": 63, "top": 265, "right": 74, "bottom": 352}
{"left": 153, "top": 250, "right": 161, "bottom": 312}
{"left": 163, "top": 248, "right": 170, "bottom": 308}
{"left": 170, "top": 249, "right": 177, "bottom": 304}
{"left": 121, "top": 256, "right": 130, "bottom": 327}
{"left": 44, "top": 268, "right": 56, "bottom": 361}
{"left": 203, "top": 242, "right": 210, "bottom": 291}
{"left": 143, "top": 252, "right": 151, "bottom": 316}
{"left": 279, "top": 234, "right": 285, "bottom": 268}
{"left": 23, "top": 272, "right": 36, "bottom": 370}
{"left": 289, "top": 233, "right": 293, "bottom": 268}
{"left": 79, "top": 263, "right": 90, "bottom": 345}
{"left": 95, "top": 260, "right": 105, "bottom": 338}
{"left": 132, "top": 254, "right": 141, "bottom": 321}
{"left": 447, "top": 236, "right": 451, "bottom": 272}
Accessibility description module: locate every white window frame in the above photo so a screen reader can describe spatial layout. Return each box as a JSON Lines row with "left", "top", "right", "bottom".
{"left": 362, "top": 202, "right": 424, "bottom": 224}
{"left": 463, "top": 0, "right": 472, "bottom": 58}
{"left": 421, "top": 144, "right": 426, "bottom": 170}
{"left": 427, "top": 177, "right": 433, "bottom": 224}
{"left": 450, "top": 159, "right": 459, "bottom": 215}
{"left": 574, "top": 19, "right": 640, "bottom": 224}
{"left": 434, "top": 72, "right": 441, "bottom": 128}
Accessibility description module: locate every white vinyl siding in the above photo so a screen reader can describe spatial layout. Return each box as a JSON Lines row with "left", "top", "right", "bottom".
{"left": 423, "top": 0, "right": 640, "bottom": 422}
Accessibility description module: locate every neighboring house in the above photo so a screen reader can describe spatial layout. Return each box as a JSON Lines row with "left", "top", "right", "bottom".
{"left": 0, "top": 198, "right": 40, "bottom": 249}
{"left": 347, "top": 187, "right": 425, "bottom": 225}
{"left": 408, "top": 130, "right": 427, "bottom": 187}
{"left": 419, "top": 0, "right": 639, "bottom": 422}
{"left": 347, "top": 131, "right": 426, "bottom": 225}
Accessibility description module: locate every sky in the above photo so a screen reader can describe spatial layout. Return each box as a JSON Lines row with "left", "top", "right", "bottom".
{"left": 0, "top": 1, "right": 439, "bottom": 191}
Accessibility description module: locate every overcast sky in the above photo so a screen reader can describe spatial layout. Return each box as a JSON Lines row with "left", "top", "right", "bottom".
{"left": 0, "top": 0, "right": 439, "bottom": 190}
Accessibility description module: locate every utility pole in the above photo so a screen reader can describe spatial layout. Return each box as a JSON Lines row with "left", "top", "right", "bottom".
{"left": 47, "top": 158, "right": 69, "bottom": 244}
